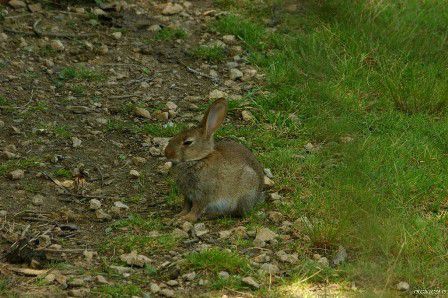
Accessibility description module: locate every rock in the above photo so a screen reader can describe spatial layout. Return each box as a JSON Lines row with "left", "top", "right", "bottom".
{"left": 263, "top": 168, "right": 274, "bottom": 178}
{"left": 264, "top": 176, "right": 275, "bottom": 187}
{"left": 95, "top": 209, "right": 111, "bottom": 220}
{"left": 99, "top": 44, "right": 109, "bottom": 54}
{"left": 270, "top": 192, "right": 281, "bottom": 201}
{"left": 8, "top": 0, "right": 26, "bottom": 9}
{"left": 177, "top": 272, "right": 193, "bottom": 283}
{"left": 8, "top": 169, "right": 24, "bottom": 180}
{"left": 242, "top": 276, "right": 260, "bottom": 289}
{"left": 150, "top": 283, "right": 160, "bottom": 293}
{"left": 71, "top": 137, "right": 82, "bottom": 148}
{"left": 209, "top": 89, "right": 227, "bottom": 99}
{"left": 268, "top": 211, "right": 283, "bottom": 223}
{"left": 134, "top": 107, "right": 151, "bottom": 119}
{"left": 0, "top": 210, "right": 7, "bottom": 216}
{"left": 158, "top": 161, "right": 173, "bottom": 174}
{"left": 198, "top": 279, "right": 208, "bottom": 286}
{"left": 222, "top": 35, "right": 237, "bottom": 45}
{"left": 110, "top": 265, "right": 133, "bottom": 274}
{"left": 112, "top": 32, "right": 122, "bottom": 39}
{"left": 255, "top": 227, "right": 277, "bottom": 243}
{"left": 95, "top": 275, "right": 108, "bottom": 284}
{"left": 166, "top": 101, "right": 178, "bottom": 111}
{"left": 241, "top": 110, "right": 255, "bottom": 122}
{"left": 162, "top": 3, "right": 184, "bottom": 15}
{"left": 45, "top": 273, "right": 56, "bottom": 283}
{"left": 166, "top": 280, "right": 178, "bottom": 286}
{"left": 120, "top": 251, "right": 151, "bottom": 267}
{"left": 172, "top": 228, "right": 188, "bottom": 238}
{"left": 32, "top": 194, "right": 44, "bottom": 206}
{"left": 50, "top": 39, "right": 65, "bottom": 51}
{"left": 182, "top": 221, "right": 193, "bottom": 232}
{"left": 129, "top": 170, "right": 140, "bottom": 178}
{"left": 132, "top": 156, "right": 147, "bottom": 165}
{"left": 218, "top": 271, "right": 229, "bottom": 279}
{"left": 332, "top": 246, "right": 347, "bottom": 266}
{"left": 0, "top": 120, "right": 5, "bottom": 128}
{"left": 92, "top": 8, "right": 106, "bottom": 16}
{"left": 253, "top": 253, "right": 270, "bottom": 263}
{"left": 154, "top": 110, "right": 169, "bottom": 121}
{"left": 84, "top": 41, "right": 94, "bottom": 50}
{"left": 148, "top": 24, "right": 162, "bottom": 32}
{"left": 260, "top": 263, "right": 279, "bottom": 274}
{"left": 229, "top": 68, "right": 243, "bottom": 80}
{"left": 68, "top": 278, "right": 84, "bottom": 287}
{"left": 192, "top": 223, "right": 209, "bottom": 237}
{"left": 396, "top": 281, "right": 410, "bottom": 291}
{"left": 114, "top": 201, "right": 129, "bottom": 210}
{"left": 89, "top": 199, "right": 101, "bottom": 210}
{"left": 219, "top": 230, "right": 232, "bottom": 239}
{"left": 276, "top": 250, "right": 298, "bottom": 264}
{"left": 0, "top": 33, "right": 8, "bottom": 41}
{"left": 159, "top": 288, "right": 175, "bottom": 297}
{"left": 28, "top": 3, "right": 42, "bottom": 12}
{"left": 83, "top": 250, "right": 97, "bottom": 262}
{"left": 304, "top": 142, "right": 317, "bottom": 153}
{"left": 317, "top": 256, "right": 329, "bottom": 268}
{"left": 68, "top": 288, "right": 90, "bottom": 297}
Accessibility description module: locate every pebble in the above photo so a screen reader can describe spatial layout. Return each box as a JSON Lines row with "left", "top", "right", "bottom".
{"left": 95, "top": 209, "right": 112, "bottom": 220}
{"left": 182, "top": 221, "right": 193, "bottom": 232}
{"left": 71, "top": 137, "right": 82, "bottom": 148}
{"left": 317, "top": 256, "right": 329, "bottom": 267}
{"left": 8, "top": 0, "right": 26, "bottom": 9}
{"left": 222, "top": 35, "right": 237, "bottom": 45}
{"left": 192, "top": 223, "right": 209, "bottom": 237}
{"left": 270, "top": 192, "right": 282, "bottom": 201}
{"left": 0, "top": 210, "right": 7, "bottom": 216}
{"left": 129, "top": 170, "right": 140, "bottom": 178}
{"left": 267, "top": 211, "right": 283, "bottom": 223}
{"left": 218, "top": 230, "right": 232, "bottom": 239}
{"left": 32, "top": 194, "right": 44, "bottom": 206}
{"left": 148, "top": 24, "right": 162, "bottom": 32}
{"left": 158, "top": 161, "right": 173, "bottom": 174}
{"left": 50, "top": 39, "right": 65, "bottom": 51}
{"left": 229, "top": 68, "right": 243, "bottom": 80}
{"left": 83, "top": 250, "right": 97, "bottom": 262}
{"left": 242, "top": 276, "right": 260, "bottom": 289}
{"left": 209, "top": 89, "right": 227, "bottom": 99}
{"left": 120, "top": 251, "right": 151, "bottom": 267}
{"left": 198, "top": 279, "right": 208, "bottom": 286}
{"left": 172, "top": 228, "right": 188, "bottom": 238}
{"left": 8, "top": 169, "right": 24, "bottom": 180}
{"left": 150, "top": 283, "right": 160, "bottom": 293}
{"left": 68, "top": 278, "right": 84, "bottom": 287}
{"left": 159, "top": 288, "right": 175, "bottom": 297}
{"left": 166, "top": 280, "right": 178, "bottom": 286}
{"left": 68, "top": 288, "right": 90, "bottom": 297}
{"left": 264, "top": 176, "right": 275, "bottom": 187}
{"left": 0, "top": 33, "right": 8, "bottom": 41}
{"left": 182, "top": 272, "right": 196, "bottom": 281}
{"left": 110, "top": 265, "right": 133, "bottom": 274}
{"left": 112, "top": 32, "right": 122, "bottom": 39}
{"left": 95, "top": 275, "right": 108, "bottom": 284}
{"left": 332, "top": 245, "right": 347, "bottom": 266}
{"left": 92, "top": 8, "right": 107, "bottom": 16}
{"left": 263, "top": 168, "right": 274, "bottom": 178}
{"left": 99, "top": 44, "right": 109, "bottom": 54}
{"left": 260, "top": 263, "right": 279, "bottom": 274}
{"left": 166, "top": 101, "right": 178, "bottom": 111}
{"left": 89, "top": 199, "right": 101, "bottom": 210}
{"left": 241, "top": 110, "right": 255, "bottom": 122}
{"left": 396, "top": 281, "right": 410, "bottom": 291}
{"left": 134, "top": 107, "right": 151, "bottom": 119}
{"left": 114, "top": 201, "right": 129, "bottom": 210}
{"left": 276, "top": 250, "right": 298, "bottom": 264}
{"left": 162, "top": 3, "right": 183, "bottom": 15}
{"left": 255, "top": 227, "right": 277, "bottom": 243}
{"left": 218, "top": 271, "right": 229, "bottom": 279}
{"left": 132, "top": 156, "right": 147, "bottom": 165}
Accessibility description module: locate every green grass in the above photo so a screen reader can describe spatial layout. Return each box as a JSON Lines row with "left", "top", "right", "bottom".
{"left": 58, "top": 65, "right": 103, "bottom": 82}
{"left": 0, "top": 95, "right": 9, "bottom": 106}
{"left": 0, "top": 158, "right": 41, "bottom": 177}
{"left": 184, "top": 248, "right": 251, "bottom": 274}
{"left": 100, "top": 234, "right": 179, "bottom": 255}
{"left": 153, "top": 27, "right": 187, "bottom": 41}
{"left": 190, "top": 45, "right": 227, "bottom": 62}
{"left": 106, "top": 119, "right": 185, "bottom": 137}
{"left": 53, "top": 168, "right": 71, "bottom": 178}
{"left": 109, "top": 214, "right": 163, "bottom": 232}
{"left": 208, "top": 0, "right": 448, "bottom": 291}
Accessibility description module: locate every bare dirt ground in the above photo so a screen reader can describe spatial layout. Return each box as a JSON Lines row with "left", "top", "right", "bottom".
{"left": 0, "top": 1, "right": 347, "bottom": 297}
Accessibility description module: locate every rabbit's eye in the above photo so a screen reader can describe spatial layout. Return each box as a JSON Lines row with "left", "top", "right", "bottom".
{"left": 183, "top": 140, "right": 193, "bottom": 146}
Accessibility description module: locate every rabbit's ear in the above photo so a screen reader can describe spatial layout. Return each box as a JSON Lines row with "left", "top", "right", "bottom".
{"left": 201, "top": 99, "right": 228, "bottom": 137}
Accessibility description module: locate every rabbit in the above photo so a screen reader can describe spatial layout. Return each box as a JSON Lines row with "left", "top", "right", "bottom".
{"left": 164, "top": 98, "right": 265, "bottom": 222}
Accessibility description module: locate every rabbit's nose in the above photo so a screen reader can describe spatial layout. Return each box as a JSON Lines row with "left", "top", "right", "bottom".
{"left": 164, "top": 145, "right": 175, "bottom": 159}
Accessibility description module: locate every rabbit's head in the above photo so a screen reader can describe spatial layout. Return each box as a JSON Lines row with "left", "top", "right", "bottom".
{"left": 164, "top": 99, "right": 227, "bottom": 162}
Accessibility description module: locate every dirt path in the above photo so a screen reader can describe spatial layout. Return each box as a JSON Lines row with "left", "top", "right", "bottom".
{"left": 0, "top": 1, "right": 347, "bottom": 297}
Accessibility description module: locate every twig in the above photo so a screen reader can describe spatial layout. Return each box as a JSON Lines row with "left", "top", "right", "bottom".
{"left": 95, "top": 165, "right": 104, "bottom": 187}
{"left": 109, "top": 94, "right": 141, "bottom": 99}
{"left": 178, "top": 60, "right": 220, "bottom": 83}
{"left": 224, "top": 287, "right": 253, "bottom": 297}
{"left": 57, "top": 192, "right": 108, "bottom": 200}
{"left": 6, "top": 266, "right": 49, "bottom": 276}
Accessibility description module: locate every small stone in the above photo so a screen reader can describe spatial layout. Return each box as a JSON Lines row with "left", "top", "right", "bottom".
{"left": 263, "top": 168, "right": 274, "bottom": 178}
{"left": 99, "top": 44, "right": 109, "bottom": 54}
{"left": 255, "top": 227, "right": 277, "bottom": 242}
{"left": 84, "top": 41, "right": 94, "bottom": 50}
{"left": 198, "top": 279, "right": 208, "bottom": 286}
{"left": 96, "top": 209, "right": 111, "bottom": 220}
{"left": 276, "top": 250, "right": 298, "bottom": 264}
{"left": 28, "top": 3, "right": 42, "bottom": 12}
{"left": 120, "top": 251, "right": 151, "bottom": 267}
{"left": 134, "top": 107, "right": 151, "bottom": 119}
{"left": 166, "top": 280, "right": 178, "bottom": 286}
{"left": 317, "top": 256, "right": 329, "bottom": 267}
{"left": 222, "top": 35, "right": 237, "bottom": 45}
{"left": 172, "top": 228, "right": 188, "bottom": 238}
{"left": 95, "top": 275, "right": 108, "bottom": 284}
{"left": 219, "top": 230, "right": 232, "bottom": 239}
{"left": 45, "top": 273, "right": 56, "bottom": 283}
{"left": 32, "top": 194, "right": 44, "bottom": 206}
{"left": 166, "top": 101, "right": 178, "bottom": 111}
{"left": 154, "top": 110, "right": 169, "bottom": 121}
{"left": 83, "top": 250, "right": 97, "bottom": 262}
{"left": 162, "top": 3, "right": 183, "bottom": 15}
{"left": 68, "top": 288, "right": 90, "bottom": 297}
{"left": 182, "top": 221, "right": 193, "bottom": 232}
{"left": 149, "top": 147, "right": 161, "bottom": 156}
{"left": 242, "top": 276, "right": 260, "bottom": 289}
{"left": 8, "top": 0, "right": 26, "bottom": 9}
{"left": 114, "top": 201, "right": 129, "bottom": 210}
{"left": 268, "top": 211, "right": 283, "bottom": 223}
{"left": 50, "top": 39, "right": 65, "bottom": 51}
{"left": 182, "top": 272, "right": 196, "bottom": 281}
{"left": 218, "top": 271, "right": 229, "bottom": 279}
{"left": 193, "top": 223, "right": 209, "bottom": 237}
{"left": 129, "top": 170, "right": 140, "bottom": 178}
{"left": 89, "top": 199, "right": 101, "bottom": 210}
{"left": 8, "top": 169, "right": 24, "bottom": 180}
{"left": 158, "top": 161, "right": 172, "bottom": 174}
{"left": 0, "top": 210, "right": 7, "bottom": 216}
{"left": 209, "top": 89, "right": 227, "bottom": 99}
{"left": 92, "top": 8, "right": 106, "bottom": 16}
{"left": 396, "top": 281, "right": 410, "bottom": 291}
{"left": 241, "top": 110, "right": 255, "bottom": 122}
{"left": 229, "top": 68, "right": 243, "bottom": 80}
{"left": 112, "top": 32, "right": 122, "bottom": 39}
{"left": 260, "top": 263, "right": 279, "bottom": 274}
{"left": 110, "top": 265, "right": 133, "bottom": 274}
{"left": 68, "top": 278, "right": 84, "bottom": 287}
{"left": 74, "top": 7, "right": 85, "bottom": 14}
{"left": 132, "top": 156, "right": 147, "bottom": 165}
{"left": 270, "top": 192, "right": 281, "bottom": 201}
{"left": 264, "top": 176, "right": 275, "bottom": 187}
{"left": 71, "top": 137, "right": 82, "bottom": 148}
{"left": 253, "top": 253, "right": 270, "bottom": 263}
{"left": 0, "top": 33, "right": 8, "bottom": 41}
{"left": 304, "top": 142, "right": 317, "bottom": 153}
{"left": 141, "top": 81, "right": 150, "bottom": 88}
{"left": 150, "top": 283, "right": 160, "bottom": 293}
{"left": 159, "top": 288, "right": 175, "bottom": 297}
{"left": 332, "top": 246, "right": 347, "bottom": 266}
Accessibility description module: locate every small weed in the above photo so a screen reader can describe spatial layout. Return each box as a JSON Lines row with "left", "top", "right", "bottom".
{"left": 153, "top": 27, "right": 187, "bottom": 41}
{"left": 54, "top": 125, "right": 72, "bottom": 139}
{"left": 184, "top": 248, "right": 251, "bottom": 274}
{"left": 71, "top": 85, "right": 86, "bottom": 97}
{"left": 0, "top": 95, "right": 9, "bottom": 106}
{"left": 110, "top": 214, "right": 163, "bottom": 232}
{"left": 29, "top": 101, "right": 49, "bottom": 112}
{"left": 191, "top": 45, "right": 227, "bottom": 62}
{"left": 0, "top": 158, "right": 41, "bottom": 176}
{"left": 53, "top": 168, "right": 72, "bottom": 178}
{"left": 58, "top": 66, "right": 103, "bottom": 82}
{"left": 210, "top": 276, "right": 245, "bottom": 290}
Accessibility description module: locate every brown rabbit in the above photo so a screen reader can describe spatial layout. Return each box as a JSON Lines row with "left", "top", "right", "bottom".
{"left": 164, "top": 98, "right": 265, "bottom": 222}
